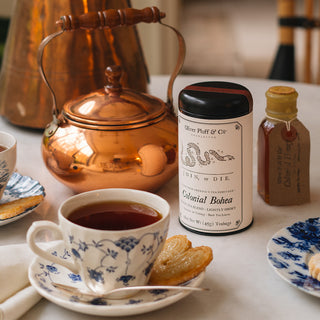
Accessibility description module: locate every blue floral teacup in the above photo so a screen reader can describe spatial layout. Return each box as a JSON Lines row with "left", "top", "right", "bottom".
{"left": 0, "top": 131, "right": 16, "bottom": 199}
{"left": 27, "top": 188, "right": 170, "bottom": 297}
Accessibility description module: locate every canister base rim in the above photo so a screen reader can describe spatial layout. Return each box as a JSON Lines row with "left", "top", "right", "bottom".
{"left": 179, "top": 218, "right": 254, "bottom": 236}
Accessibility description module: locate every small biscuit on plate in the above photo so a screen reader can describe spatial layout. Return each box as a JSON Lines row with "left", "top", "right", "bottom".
{"left": 308, "top": 253, "right": 320, "bottom": 281}
{"left": 0, "top": 195, "right": 44, "bottom": 220}
{"left": 149, "top": 235, "right": 213, "bottom": 286}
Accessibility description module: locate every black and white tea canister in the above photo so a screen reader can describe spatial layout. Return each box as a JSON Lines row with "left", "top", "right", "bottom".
{"left": 178, "top": 82, "right": 253, "bottom": 235}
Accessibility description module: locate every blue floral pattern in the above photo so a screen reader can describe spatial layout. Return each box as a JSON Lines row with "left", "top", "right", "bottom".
{"left": 267, "top": 217, "right": 320, "bottom": 297}
{"left": 1, "top": 172, "right": 45, "bottom": 201}
{"left": 68, "top": 231, "right": 165, "bottom": 289}
{"left": 0, "top": 172, "right": 45, "bottom": 225}
{"left": 0, "top": 160, "right": 9, "bottom": 191}
{"left": 29, "top": 242, "right": 205, "bottom": 316}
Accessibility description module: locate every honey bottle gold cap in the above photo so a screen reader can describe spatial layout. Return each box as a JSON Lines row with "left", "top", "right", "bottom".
{"left": 265, "top": 86, "right": 298, "bottom": 120}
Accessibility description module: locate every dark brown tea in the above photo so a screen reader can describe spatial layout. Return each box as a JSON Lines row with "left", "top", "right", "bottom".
{"left": 0, "top": 145, "right": 7, "bottom": 152}
{"left": 68, "top": 201, "right": 162, "bottom": 230}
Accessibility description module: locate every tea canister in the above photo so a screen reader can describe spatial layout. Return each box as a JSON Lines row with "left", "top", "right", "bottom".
{"left": 178, "top": 82, "right": 253, "bottom": 235}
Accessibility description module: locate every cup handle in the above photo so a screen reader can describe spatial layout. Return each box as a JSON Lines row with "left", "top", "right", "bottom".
{"left": 27, "top": 221, "right": 80, "bottom": 274}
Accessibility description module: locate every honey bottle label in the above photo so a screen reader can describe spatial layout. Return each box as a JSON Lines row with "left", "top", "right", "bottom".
{"left": 268, "top": 119, "right": 310, "bottom": 205}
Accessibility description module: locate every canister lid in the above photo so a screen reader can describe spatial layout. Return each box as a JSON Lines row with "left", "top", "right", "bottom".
{"left": 179, "top": 81, "right": 253, "bottom": 119}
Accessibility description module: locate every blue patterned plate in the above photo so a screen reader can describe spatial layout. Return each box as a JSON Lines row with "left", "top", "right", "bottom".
{"left": 267, "top": 217, "right": 320, "bottom": 297}
{"left": 28, "top": 241, "right": 206, "bottom": 317}
{"left": 0, "top": 172, "right": 45, "bottom": 226}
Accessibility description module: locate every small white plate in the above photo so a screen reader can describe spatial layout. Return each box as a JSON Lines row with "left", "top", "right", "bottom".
{"left": 267, "top": 217, "right": 320, "bottom": 297}
{"left": 28, "top": 241, "right": 206, "bottom": 317}
{"left": 0, "top": 172, "right": 45, "bottom": 226}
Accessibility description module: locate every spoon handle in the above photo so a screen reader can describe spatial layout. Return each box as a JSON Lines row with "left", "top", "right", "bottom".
{"left": 52, "top": 282, "right": 209, "bottom": 300}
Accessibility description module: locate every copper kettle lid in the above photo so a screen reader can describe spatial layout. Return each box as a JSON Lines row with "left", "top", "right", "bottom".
{"left": 62, "top": 65, "right": 167, "bottom": 128}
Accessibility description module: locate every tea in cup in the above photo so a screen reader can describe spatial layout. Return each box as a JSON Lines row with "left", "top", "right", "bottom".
{"left": 0, "top": 131, "right": 17, "bottom": 199}
{"left": 27, "top": 188, "right": 170, "bottom": 296}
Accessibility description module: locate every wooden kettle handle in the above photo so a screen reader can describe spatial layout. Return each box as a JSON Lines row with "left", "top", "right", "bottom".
{"left": 39, "top": 6, "right": 183, "bottom": 121}
{"left": 57, "top": 7, "right": 166, "bottom": 30}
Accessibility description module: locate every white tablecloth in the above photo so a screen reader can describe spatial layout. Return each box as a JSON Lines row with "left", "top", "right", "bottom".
{"left": 1, "top": 75, "right": 320, "bottom": 320}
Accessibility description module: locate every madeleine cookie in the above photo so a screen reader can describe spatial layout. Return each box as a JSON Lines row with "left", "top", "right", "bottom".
{"left": 308, "top": 253, "right": 320, "bottom": 281}
{"left": 0, "top": 195, "right": 44, "bottom": 220}
{"left": 149, "top": 235, "right": 213, "bottom": 286}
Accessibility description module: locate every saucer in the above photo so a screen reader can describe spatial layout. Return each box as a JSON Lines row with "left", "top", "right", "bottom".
{"left": 28, "top": 241, "right": 206, "bottom": 317}
{"left": 0, "top": 172, "right": 45, "bottom": 226}
{"left": 267, "top": 217, "right": 320, "bottom": 298}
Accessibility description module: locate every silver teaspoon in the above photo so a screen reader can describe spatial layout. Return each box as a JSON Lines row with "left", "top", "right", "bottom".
{"left": 52, "top": 282, "right": 209, "bottom": 300}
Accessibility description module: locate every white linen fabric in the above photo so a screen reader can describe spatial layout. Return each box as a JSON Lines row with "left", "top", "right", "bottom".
{"left": 0, "top": 242, "right": 57, "bottom": 320}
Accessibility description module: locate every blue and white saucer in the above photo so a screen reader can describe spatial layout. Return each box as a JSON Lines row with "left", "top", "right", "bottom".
{"left": 28, "top": 241, "right": 206, "bottom": 317}
{"left": 267, "top": 217, "right": 320, "bottom": 297}
{"left": 0, "top": 172, "right": 45, "bottom": 226}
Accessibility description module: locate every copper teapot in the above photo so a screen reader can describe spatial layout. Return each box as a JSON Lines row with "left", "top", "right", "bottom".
{"left": 40, "top": 7, "right": 185, "bottom": 193}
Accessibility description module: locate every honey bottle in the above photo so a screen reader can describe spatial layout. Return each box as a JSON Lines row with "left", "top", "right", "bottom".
{"left": 257, "top": 86, "right": 310, "bottom": 205}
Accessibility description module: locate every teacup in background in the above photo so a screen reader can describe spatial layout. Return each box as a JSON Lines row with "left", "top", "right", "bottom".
{"left": 0, "top": 131, "right": 17, "bottom": 199}
{"left": 27, "top": 188, "right": 170, "bottom": 296}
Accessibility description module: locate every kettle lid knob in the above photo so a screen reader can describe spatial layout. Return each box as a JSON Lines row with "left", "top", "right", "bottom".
{"left": 105, "top": 65, "right": 122, "bottom": 96}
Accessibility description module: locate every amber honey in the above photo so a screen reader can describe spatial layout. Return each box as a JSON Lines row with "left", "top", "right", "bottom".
{"left": 257, "top": 86, "right": 310, "bottom": 205}
{"left": 257, "top": 119, "right": 279, "bottom": 203}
